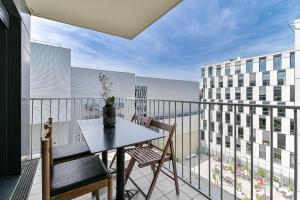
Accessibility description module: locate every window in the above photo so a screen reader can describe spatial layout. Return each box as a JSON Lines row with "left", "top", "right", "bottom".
{"left": 203, "top": 120, "right": 207, "bottom": 130}
{"left": 238, "top": 104, "right": 243, "bottom": 113}
{"left": 236, "top": 114, "right": 241, "bottom": 125}
{"left": 274, "top": 118, "right": 281, "bottom": 132}
{"left": 259, "top": 145, "right": 266, "bottom": 159}
{"left": 277, "top": 134, "right": 286, "bottom": 150}
{"left": 273, "top": 54, "right": 282, "bottom": 70}
{"left": 225, "top": 88, "right": 230, "bottom": 100}
{"left": 235, "top": 61, "right": 241, "bottom": 74}
{"left": 208, "top": 66, "right": 213, "bottom": 77}
{"left": 201, "top": 68, "right": 205, "bottom": 77}
{"left": 274, "top": 149, "right": 281, "bottom": 164}
{"left": 203, "top": 78, "right": 207, "bottom": 88}
{"left": 225, "top": 112, "right": 230, "bottom": 123}
{"left": 228, "top": 125, "right": 233, "bottom": 136}
{"left": 210, "top": 78, "right": 215, "bottom": 88}
{"left": 247, "top": 87, "right": 253, "bottom": 100}
{"left": 291, "top": 119, "right": 295, "bottom": 135}
{"left": 263, "top": 72, "right": 270, "bottom": 86}
{"left": 216, "top": 134, "right": 221, "bottom": 145}
{"left": 238, "top": 127, "right": 243, "bottom": 139}
{"left": 274, "top": 86, "right": 281, "bottom": 101}
{"left": 225, "top": 63, "right": 230, "bottom": 75}
{"left": 201, "top": 130, "right": 205, "bottom": 140}
{"left": 238, "top": 74, "right": 244, "bottom": 87}
{"left": 262, "top": 107, "right": 269, "bottom": 115}
{"left": 250, "top": 73, "right": 256, "bottom": 86}
{"left": 208, "top": 89, "right": 212, "bottom": 99}
{"left": 277, "top": 70, "right": 285, "bottom": 85}
{"left": 277, "top": 104, "right": 285, "bottom": 117}
{"left": 216, "top": 89, "right": 221, "bottom": 100}
{"left": 259, "top": 57, "right": 266, "bottom": 72}
{"left": 228, "top": 76, "right": 233, "bottom": 87}
{"left": 246, "top": 59, "right": 253, "bottom": 73}
{"left": 246, "top": 115, "right": 251, "bottom": 127}
{"left": 290, "top": 85, "right": 295, "bottom": 102}
{"left": 290, "top": 153, "right": 295, "bottom": 168}
{"left": 235, "top": 88, "right": 241, "bottom": 100}
{"left": 290, "top": 52, "right": 295, "bottom": 68}
{"left": 225, "top": 136, "right": 230, "bottom": 148}
{"left": 219, "top": 77, "right": 223, "bottom": 88}
{"left": 259, "top": 87, "right": 266, "bottom": 100}
{"left": 236, "top": 139, "right": 241, "bottom": 151}
{"left": 210, "top": 122, "right": 214, "bottom": 132}
{"left": 259, "top": 117, "right": 266, "bottom": 129}
{"left": 216, "top": 65, "right": 221, "bottom": 76}
{"left": 246, "top": 142, "right": 251, "bottom": 154}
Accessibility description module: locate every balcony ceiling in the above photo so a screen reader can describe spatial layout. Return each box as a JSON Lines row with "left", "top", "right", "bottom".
{"left": 25, "top": 0, "right": 182, "bottom": 39}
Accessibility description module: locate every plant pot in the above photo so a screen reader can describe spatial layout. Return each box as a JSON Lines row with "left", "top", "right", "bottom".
{"left": 103, "top": 106, "right": 116, "bottom": 128}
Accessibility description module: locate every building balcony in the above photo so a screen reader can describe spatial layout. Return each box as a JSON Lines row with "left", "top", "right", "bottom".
{"left": 26, "top": 97, "right": 298, "bottom": 200}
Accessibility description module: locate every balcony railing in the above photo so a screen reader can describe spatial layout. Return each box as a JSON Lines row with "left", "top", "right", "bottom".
{"left": 29, "top": 97, "right": 299, "bottom": 200}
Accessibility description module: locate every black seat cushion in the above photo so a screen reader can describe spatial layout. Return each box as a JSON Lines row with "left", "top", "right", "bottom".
{"left": 53, "top": 142, "right": 90, "bottom": 163}
{"left": 51, "top": 156, "right": 108, "bottom": 196}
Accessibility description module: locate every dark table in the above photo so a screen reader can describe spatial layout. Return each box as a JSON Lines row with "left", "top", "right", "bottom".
{"left": 77, "top": 117, "right": 164, "bottom": 200}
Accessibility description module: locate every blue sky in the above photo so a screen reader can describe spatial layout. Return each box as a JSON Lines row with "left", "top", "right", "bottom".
{"left": 32, "top": 0, "right": 300, "bottom": 81}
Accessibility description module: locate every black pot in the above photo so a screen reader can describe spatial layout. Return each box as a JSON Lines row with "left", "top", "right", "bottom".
{"left": 103, "top": 106, "right": 116, "bottom": 128}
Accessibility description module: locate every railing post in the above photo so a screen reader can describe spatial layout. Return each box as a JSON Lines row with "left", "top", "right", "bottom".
{"left": 189, "top": 102, "right": 192, "bottom": 183}
{"left": 250, "top": 106, "right": 254, "bottom": 200}
{"left": 181, "top": 102, "right": 184, "bottom": 179}
{"left": 234, "top": 105, "right": 237, "bottom": 199}
{"left": 198, "top": 102, "right": 201, "bottom": 190}
{"left": 294, "top": 109, "right": 298, "bottom": 200}
{"left": 270, "top": 107, "right": 274, "bottom": 199}
{"left": 208, "top": 103, "right": 211, "bottom": 197}
{"left": 220, "top": 104, "right": 223, "bottom": 200}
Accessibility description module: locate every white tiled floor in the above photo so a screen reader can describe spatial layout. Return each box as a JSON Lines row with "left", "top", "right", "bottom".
{"left": 28, "top": 155, "right": 207, "bottom": 200}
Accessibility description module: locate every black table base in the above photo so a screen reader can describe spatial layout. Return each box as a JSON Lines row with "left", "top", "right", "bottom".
{"left": 116, "top": 147, "right": 125, "bottom": 200}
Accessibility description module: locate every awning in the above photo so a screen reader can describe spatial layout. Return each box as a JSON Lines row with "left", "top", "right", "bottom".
{"left": 25, "top": 0, "right": 182, "bottom": 39}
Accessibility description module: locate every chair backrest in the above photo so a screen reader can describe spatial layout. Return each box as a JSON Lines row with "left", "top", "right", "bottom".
{"left": 44, "top": 118, "right": 53, "bottom": 167}
{"left": 149, "top": 120, "right": 176, "bottom": 154}
{"left": 41, "top": 124, "right": 52, "bottom": 200}
{"left": 131, "top": 112, "right": 152, "bottom": 128}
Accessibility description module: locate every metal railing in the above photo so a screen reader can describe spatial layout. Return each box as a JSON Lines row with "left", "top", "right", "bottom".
{"left": 29, "top": 97, "right": 298, "bottom": 200}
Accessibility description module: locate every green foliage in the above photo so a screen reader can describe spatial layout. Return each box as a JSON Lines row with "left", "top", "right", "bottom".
{"left": 242, "top": 196, "right": 250, "bottom": 200}
{"left": 258, "top": 167, "right": 265, "bottom": 178}
{"left": 105, "top": 96, "right": 115, "bottom": 107}
{"left": 256, "top": 195, "right": 264, "bottom": 200}
{"left": 227, "top": 164, "right": 234, "bottom": 173}
{"left": 273, "top": 176, "right": 279, "bottom": 183}
{"left": 288, "top": 184, "right": 294, "bottom": 192}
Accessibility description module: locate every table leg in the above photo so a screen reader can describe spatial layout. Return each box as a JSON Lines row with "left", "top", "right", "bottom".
{"left": 116, "top": 147, "right": 125, "bottom": 200}
{"left": 102, "top": 151, "right": 108, "bottom": 167}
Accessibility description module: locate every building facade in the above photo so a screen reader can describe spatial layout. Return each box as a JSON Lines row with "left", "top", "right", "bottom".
{"left": 200, "top": 49, "right": 296, "bottom": 186}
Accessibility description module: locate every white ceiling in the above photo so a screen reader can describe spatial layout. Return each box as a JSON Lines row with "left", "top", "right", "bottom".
{"left": 25, "top": 0, "right": 182, "bottom": 39}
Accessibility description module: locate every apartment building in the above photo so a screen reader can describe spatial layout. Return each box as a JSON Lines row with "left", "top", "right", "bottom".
{"left": 200, "top": 49, "right": 296, "bottom": 186}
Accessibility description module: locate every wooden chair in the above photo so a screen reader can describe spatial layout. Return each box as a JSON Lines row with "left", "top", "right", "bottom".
{"left": 108, "top": 113, "right": 152, "bottom": 169}
{"left": 125, "top": 120, "right": 179, "bottom": 200}
{"left": 41, "top": 122, "right": 113, "bottom": 200}
{"left": 44, "top": 118, "right": 91, "bottom": 164}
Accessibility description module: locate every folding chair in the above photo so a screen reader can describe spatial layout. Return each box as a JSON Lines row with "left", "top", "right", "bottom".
{"left": 44, "top": 118, "right": 91, "bottom": 164}
{"left": 108, "top": 112, "right": 152, "bottom": 169}
{"left": 41, "top": 121, "right": 113, "bottom": 200}
{"left": 125, "top": 120, "right": 179, "bottom": 200}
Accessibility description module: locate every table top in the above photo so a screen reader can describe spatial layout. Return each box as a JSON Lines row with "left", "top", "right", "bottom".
{"left": 77, "top": 117, "right": 165, "bottom": 153}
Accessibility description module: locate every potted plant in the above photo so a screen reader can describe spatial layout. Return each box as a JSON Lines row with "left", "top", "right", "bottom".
{"left": 98, "top": 73, "right": 116, "bottom": 128}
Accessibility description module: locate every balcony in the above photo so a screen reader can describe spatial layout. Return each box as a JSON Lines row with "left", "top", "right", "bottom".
{"left": 26, "top": 98, "right": 298, "bottom": 200}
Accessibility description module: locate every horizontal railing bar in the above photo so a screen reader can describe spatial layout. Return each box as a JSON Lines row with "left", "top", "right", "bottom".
{"left": 27, "top": 97, "right": 300, "bottom": 110}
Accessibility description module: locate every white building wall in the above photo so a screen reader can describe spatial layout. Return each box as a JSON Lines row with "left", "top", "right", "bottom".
{"left": 71, "top": 67, "right": 135, "bottom": 98}
{"left": 30, "top": 42, "right": 71, "bottom": 98}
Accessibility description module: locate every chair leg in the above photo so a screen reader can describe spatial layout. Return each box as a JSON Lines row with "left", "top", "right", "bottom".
{"left": 95, "top": 190, "right": 99, "bottom": 200}
{"left": 109, "top": 153, "right": 116, "bottom": 169}
{"left": 151, "top": 164, "right": 156, "bottom": 175}
{"left": 108, "top": 176, "right": 113, "bottom": 200}
{"left": 170, "top": 142, "right": 179, "bottom": 194}
{"left": 125, "top": 158, "right": 136, "bottom": 184}
{"left": 146, "top": 161, "right": 163, "bottom": 200}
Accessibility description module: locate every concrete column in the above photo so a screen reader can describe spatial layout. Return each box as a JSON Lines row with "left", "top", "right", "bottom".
{"left": 290, "top": 18, "right": 300, "bottom": 198}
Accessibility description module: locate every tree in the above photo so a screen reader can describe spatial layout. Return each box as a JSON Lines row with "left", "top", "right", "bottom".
{"left": 258, "top": 167, "right": 265, "bottom": 179}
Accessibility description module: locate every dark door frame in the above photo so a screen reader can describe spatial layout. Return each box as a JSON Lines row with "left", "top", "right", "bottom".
{"left": 0, "top": 0, "right": 22, "bottom": 178}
